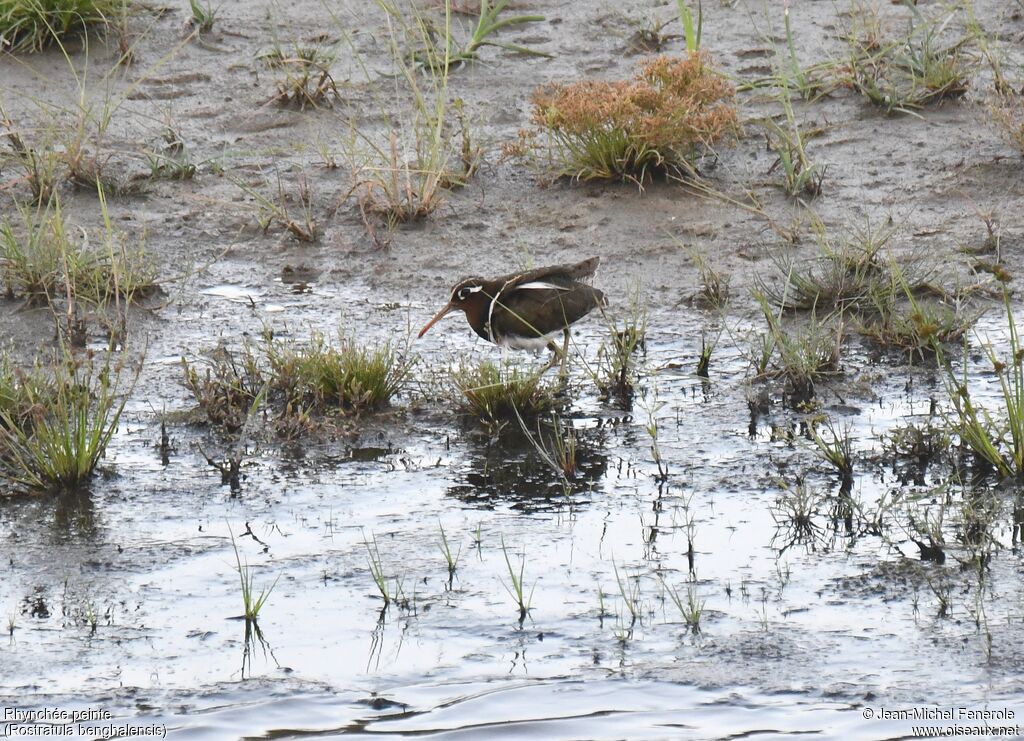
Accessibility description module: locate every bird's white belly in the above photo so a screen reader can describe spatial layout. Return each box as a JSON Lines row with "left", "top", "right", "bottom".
{"left": 495, "top": 332, "right": 557, "bottom": 352}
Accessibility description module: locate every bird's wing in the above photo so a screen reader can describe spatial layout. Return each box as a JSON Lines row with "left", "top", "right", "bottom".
{"left": 489, "top": 282, "right": 605, "bottom": 339}
{"left": 507, "top": 257, "right": 601, "bottom": 288}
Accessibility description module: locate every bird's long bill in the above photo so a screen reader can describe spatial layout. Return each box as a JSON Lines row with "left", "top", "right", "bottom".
{"left": 417, "top": 303, "right": 453, "bottom": 339}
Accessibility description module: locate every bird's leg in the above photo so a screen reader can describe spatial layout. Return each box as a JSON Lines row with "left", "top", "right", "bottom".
{"left": 559, "top": 328, "right": 570, "bottom": 378}
{"left": 540, "top": 339, "right": 560, "bottom": 375}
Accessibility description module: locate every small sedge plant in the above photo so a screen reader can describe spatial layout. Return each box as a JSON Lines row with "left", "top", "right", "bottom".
{"left": 182, "top": 342, "right": 266, "bottom": 431}
{"left": 841, "top": 4, "right": 975, "bottom": 115}
{"left": 621, "top": 13, "right": 678, "bottom": 54}
{"left": 143, "top": 127, "right": 199, "bottom": 180}
{"left": 365, "top": 532, "right": 399, "bottom": 607}
{"left": 758, "top": 220, "right": 976, "bottom": 361}
{"left": 662, "top": 577, "right": 704, "bottom": 634}
{"left": 641, "top": 386, "right": 668, "bottom": 482}
{"left": 937, "top": 289, "right": 1024, "bottom": 479}
{"left": 759, "top": 84, "right": 825, "bottom": 198}
{"left": 589, "top": 292, "right": 647, "bottom": 404}
{"left": 229, "top": 525, "right": 279, "bottom": 621}
{"left": 340, "top": 3, "right": 481, "bottom": 243}
{"left": 696, "top": 331, "right": 715, "bottom": 378}
{"left": 858, "top": 269, "right": 977, "bottom": 360}
{"left": 757, "top": 221, "right": 899, "bottom": 313}
{"left": 884, "top": 417, "right": 948, "bottom": 466}
{"left": 675, "top": 0, "right": 701, "bottom": 53}
{"left": 500, "top": 535, "right": 534, "bottom": 621}
{"left": 267, "top": 332, "right": 415, "bottom": 413}
{"left": 0, "top": 194, "right": 157, "bottom": 311}
{"left": 234, "top": 168, "right": 318, "bottom": 242}
{"left": 0, "top": 106, "right": 60, "bottom": 204}
{"left": 810, "top": 418, "right": 854, "bottom": 489}
{"left": 0, "top": 353, "right": 53, "bottom": 434}
{"left": 690, "top": 251, "right": 730, "bottom": 310}
{"left": 771, "top": 477, "right": 824, "bottom": 543}
{"left": 0, "top": 199, "right": 68, "bottom": 301}
{"left": 437, "top": 520, "right": 462, "bottom": 579}
{"left": 612, "top": 559, "right": 642, "bottom": 626}
{"left": 989, "top": 93, "right": 1024, "bottom": 156}
{"left": 737, "top": 5, "right": 837, "bottom": 100}
{"left": 384, "top": 0, "right": 550, "bottom": 71}
{"left": 258, "top": 38, "right": 340, "bottom": 109}
{"left": 452, "top": 359, "right": 559, "bottom": 429}
{"left": 514, "top": 410, "right": 578, "bottom": 495}
{"left": 0, "top": 347, "right": 137, "bottom": 492}
{"left": 187, "top": 0, "right": 216, "bottom": 34}
{"left": 454, "top": 0, "right": 549, "bottom": 63}
{"left": 752, "top": 292, "right": 844, "bottom": 403}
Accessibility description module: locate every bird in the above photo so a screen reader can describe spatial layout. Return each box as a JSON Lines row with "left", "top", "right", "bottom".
{"left": 418, "top": 257, "right": 605, "bottom": 373}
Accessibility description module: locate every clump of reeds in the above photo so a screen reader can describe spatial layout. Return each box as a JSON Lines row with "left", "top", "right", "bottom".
{"left": 267, "top": 333, "right": 415, "bottom": 413}
{"left": 452, "top": 359, "right": 559, "bottom": 428}
{"left": 0, "top": 348, "right": 136, "bottom": 492}
{"left": 757, "top": 221, "right": 978, "bottom": 361}
{"left": 521, "top": 52, "right": 739, "bottom": 183}
{"left": 839, "top": 5, "right": 975, "bottom": 115}
{"left": 183, "top": 332, "right": 415, "bottom": 432}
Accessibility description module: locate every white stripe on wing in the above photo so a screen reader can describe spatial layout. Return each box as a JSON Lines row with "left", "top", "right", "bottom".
{"left": 515, "top": 281, "right": 570, "bottom": 291}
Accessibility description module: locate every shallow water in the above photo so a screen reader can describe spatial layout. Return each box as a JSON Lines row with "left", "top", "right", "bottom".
{"left": 4, "top": 286, "right": 1024, "bottom": 739}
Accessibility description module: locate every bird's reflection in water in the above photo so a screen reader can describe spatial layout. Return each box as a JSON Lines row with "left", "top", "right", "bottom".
{"left": 448, "top": 422, "right": 609, "bottom": 512}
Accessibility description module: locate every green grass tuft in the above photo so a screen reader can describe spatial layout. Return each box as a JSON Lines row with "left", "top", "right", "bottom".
{"left": 0, "top": 348, "right": 136, "bottom": 492}
{"left": 452, "top": 359, "right": 559, "bottom": 427}
{"left": 0, "top": 0, "right": 128, "bottom": 53}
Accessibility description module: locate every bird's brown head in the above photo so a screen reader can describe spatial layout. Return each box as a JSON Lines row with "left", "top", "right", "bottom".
{"left": 417, "top": 278, "right": 492, "bottom": 339}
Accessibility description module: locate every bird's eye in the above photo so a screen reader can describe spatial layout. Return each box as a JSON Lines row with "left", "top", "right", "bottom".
{"left": 457, "top": 287, "right": 470, "bottom": 301}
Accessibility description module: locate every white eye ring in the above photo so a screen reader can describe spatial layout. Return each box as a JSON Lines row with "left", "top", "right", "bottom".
{"left": 456, "top": 285, "right": 482, "bottom": 301}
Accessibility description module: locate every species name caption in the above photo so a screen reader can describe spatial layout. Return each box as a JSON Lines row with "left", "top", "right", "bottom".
{"left": 3, "top": 707, "right": 167, "bottom": 738}
{"left": 860, "top": 705, "right": 1020, "bottom": 737}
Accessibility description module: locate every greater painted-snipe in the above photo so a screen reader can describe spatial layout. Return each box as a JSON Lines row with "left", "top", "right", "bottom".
{"left": 418, "top": 257, "right": 605, "bottom": 372}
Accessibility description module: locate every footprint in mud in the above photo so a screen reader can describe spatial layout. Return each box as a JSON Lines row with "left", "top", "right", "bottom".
{"left": 129, "top": 73, "right": 213, "bottom": 101}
